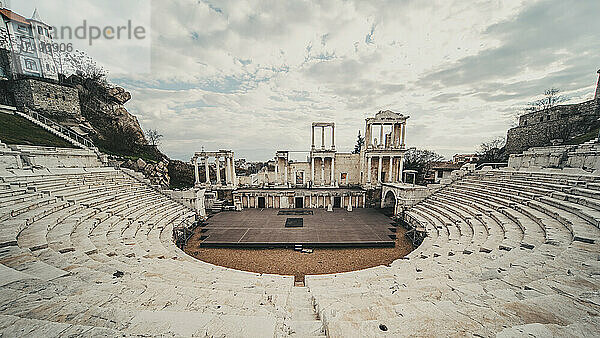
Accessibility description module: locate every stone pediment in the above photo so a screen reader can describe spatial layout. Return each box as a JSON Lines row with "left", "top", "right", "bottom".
{"left": 373, "top": 110, "right": 407, "bottom": 121}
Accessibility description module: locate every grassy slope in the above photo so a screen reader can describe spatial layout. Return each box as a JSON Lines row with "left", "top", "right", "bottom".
{"left": 0, "top": 112, "right": 75, "bottom": 148}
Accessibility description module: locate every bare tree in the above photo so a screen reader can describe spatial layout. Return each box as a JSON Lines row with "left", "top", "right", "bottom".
{"left": 403, "top": 148, "right": 445, "bottom": 184}
{"left": 477, "top": 137, "right": 507, "bottom": 163}
{"left": 524, "top": 88, "right": 567, "bottom": 113}
{"left": 146, "top": 129, "right": 163, "bottom": 146}
{"left": 56, "top": 49, "right": 106, "bottom": 81}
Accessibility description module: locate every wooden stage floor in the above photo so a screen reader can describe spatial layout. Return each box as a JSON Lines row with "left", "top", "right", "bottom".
{"left": 198, "top": 208, "right": 397, "bottom": 248}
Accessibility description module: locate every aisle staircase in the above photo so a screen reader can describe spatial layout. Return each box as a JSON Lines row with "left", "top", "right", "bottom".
{"left": 13, "top": 109, "right": 95, "bottom": 150}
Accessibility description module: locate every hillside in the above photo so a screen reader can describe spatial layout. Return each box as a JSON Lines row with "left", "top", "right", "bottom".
{"left": 0, "top": 112, "right": 75, "bottom": 148}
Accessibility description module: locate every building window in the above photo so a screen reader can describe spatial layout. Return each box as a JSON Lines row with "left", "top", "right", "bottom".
{"left": 24, "top": 58, "right": 37, "bottom": 71}
{"left": 17, "top": 25, "right": 28, "bottom": 33}
{"left": 44, "top": 28, "right": 49, "bottom": 37}
{"left": 46, "top": 64, "right": 50, "bottom": 71}
{"left": 38, "top": 26, "right": 43, "bottom": 35}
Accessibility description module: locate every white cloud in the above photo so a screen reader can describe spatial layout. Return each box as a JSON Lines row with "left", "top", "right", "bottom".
{"left": 9, "top": 0, "right": 599, "bottom": 161}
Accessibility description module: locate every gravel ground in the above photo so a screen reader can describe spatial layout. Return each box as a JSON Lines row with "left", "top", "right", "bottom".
{"left": 184, "top": 226, "right": 414, "bottom": 282}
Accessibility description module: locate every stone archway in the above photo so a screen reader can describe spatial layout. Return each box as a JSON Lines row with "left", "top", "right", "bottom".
{"left": 381, "top": 190, "right": 397, "bottom": 216}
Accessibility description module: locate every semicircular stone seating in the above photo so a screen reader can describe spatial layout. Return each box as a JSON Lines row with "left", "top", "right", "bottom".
{"left": 1, "top": 167, "right": 600, "bottom": 337}
{"left": 306, "top": 169, "right": 600, "bottom": 337}
{"left": 0, "top": 168, "right": 326, "bottom": 337}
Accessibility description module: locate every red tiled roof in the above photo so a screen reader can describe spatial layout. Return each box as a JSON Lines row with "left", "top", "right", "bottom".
{"left": 0, "top": 8, "right": 31, "bottom": 25}
{"left": 432, "top": 162, "right": 462, "bottom": 170}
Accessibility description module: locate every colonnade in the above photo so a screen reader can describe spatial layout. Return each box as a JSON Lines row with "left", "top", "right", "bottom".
{"left": 366, "top": 154, "right": 404, "bottom": 184}
{"left": 235, "top": 191, "right": 366, "bottom": 209}
{"left": 311, "top": 155, "right": 336, "bottom": 187}
{"left": 365, "top": 121, "right": 406, "bottom": 149}
{"left": 311, "top": 122, "right": 335, "bottom": 150}
{"left": 192, "top": 151, "right": 236, "bottom": 187}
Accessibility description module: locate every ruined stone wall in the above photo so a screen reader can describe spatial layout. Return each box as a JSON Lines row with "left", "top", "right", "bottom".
{"left": 506, "top": 99, "right": 600, "bottom": 154}
{"left": 334, "top": 153, "right": 361, "bottom": 186}
{"left": 0, "top": 80, "right": 14, "bottom": 106}
{"left": 289, "top": 162, "right": 310, "bottom": 186}
{"left": 11, "top": 78, "right": 81, "bottom": 119}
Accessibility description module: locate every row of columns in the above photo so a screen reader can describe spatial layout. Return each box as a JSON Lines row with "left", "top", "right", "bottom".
{"left": 311, "top": 123, "right": 335, "bottom": 150}
{"left": 311, "top": 155, "right": 335, "bottom": 187}
{"left": 193, "top": 153, "right": 236, "bottom": 187}
{"left": 365, "top": 122, "right": 406, "bottom": 149}
{"left": 237, "top": 193, "right": 366, "bottom": 209}
{"left": 366, "top": 155, "right": 404, "bottom": 184}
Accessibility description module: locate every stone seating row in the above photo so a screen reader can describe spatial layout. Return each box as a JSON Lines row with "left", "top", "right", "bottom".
{"left": 1, "top": 168, "right": 314, "bottom": 336}
{"left": 305, "top": 169, "right": 600, "bottom": 336}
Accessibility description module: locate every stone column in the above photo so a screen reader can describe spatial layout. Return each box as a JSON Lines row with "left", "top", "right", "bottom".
{"left": 193, "top": 157, "right": 199, "bottom": 185}
{"left": 401, "top": 122, "right": 406, "bottom": 148}
{"left": 331, "top": 124, "right": 335, "bottom": 150}
{"left": 366, "top": 156, "right": 372, "bottom": 184}
{"left": 399, "top": 155, "right": 404, "bottom": 182}
{"left": 379, "top": 124, "right": 384, "bottom": 148}
{"left": 275, "top": 156, "right": 279, "bottom": 184}
{"left": 321, "top": 126, "right": 325, "bottom": 150}
{"left": 365, "top": 122, "right": 371, "bottom": 148}
{"left": 284, "top": 160, "right": 288, "bottom": 186}
{"left": 204, "top": 156, "right": 210, "bottom": 184}
{"left": 215, "top": 156, "right": 221, "bottom": 185}
{"left": 225, "top": 156, "right": 231, "bottom": 185}
{"left": 321, "top": 157, "right": 325, "bottom": 186}
{"left": 330, "top": 156, "right": 335, "bottom": 186}
{"left": 311, "top": 156, "right": 315, "bottom": 187}
{"left": 388, "top": 156, "right": 393, "bottom": 183}
{"left": 377, "top": 156, "right": 382, "bottom": 182}
{"left": 231, "top": 155, "right": 237, "bottom": 187}
{"left": 195, "top": 188, "right": 206, "bottom": 217}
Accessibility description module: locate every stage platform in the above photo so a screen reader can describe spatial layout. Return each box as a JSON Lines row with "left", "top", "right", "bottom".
{"left": 197, "top": 208, "right": 398, "bottom": 248}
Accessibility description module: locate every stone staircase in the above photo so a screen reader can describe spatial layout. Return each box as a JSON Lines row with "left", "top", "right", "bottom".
{"left": 306, "top": 169, "right": 600, "bottom": 336}
{"left": 282, "top": 287, "right": 326, "bottom": 337}
{"left": 1, "top": 166, "right": 600, "bottom": 336}
{"left": 14, "top": 110, "right": 95, "bottom": 151}
{"left": 210, "top": 199, "right": 225, "bottom": 213}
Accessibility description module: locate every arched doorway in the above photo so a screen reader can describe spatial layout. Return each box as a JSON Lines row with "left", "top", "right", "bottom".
{"left": 381, "top": 190, "right": 396, "bottom": 216}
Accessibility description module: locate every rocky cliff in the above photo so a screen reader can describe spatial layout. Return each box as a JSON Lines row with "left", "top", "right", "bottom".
{"left": 122, "top": 158, "right": 171, "bottom": 188}
{"left": 66, "top": 75, "right": 148, "bottom": 153}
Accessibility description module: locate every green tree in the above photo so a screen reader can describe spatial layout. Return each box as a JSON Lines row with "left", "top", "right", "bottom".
{"left": 353, "top": 131, "right": 365, "bottom": 154}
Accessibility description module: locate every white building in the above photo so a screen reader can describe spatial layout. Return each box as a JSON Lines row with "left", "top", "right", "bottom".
{"left": 0, "top": 5, "right": 58, "bottom": 80}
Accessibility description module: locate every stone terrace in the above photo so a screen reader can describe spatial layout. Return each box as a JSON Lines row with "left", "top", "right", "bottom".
{"left": 306, "top": 169, "right": 600, "bottom": 336}
{"left": 0, "top": 166, "right": 599, "bottom": 336}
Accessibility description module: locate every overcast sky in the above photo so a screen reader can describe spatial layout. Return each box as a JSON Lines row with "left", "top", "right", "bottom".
{"left": 10, "top": 0, "right": 600, "bottom": 161}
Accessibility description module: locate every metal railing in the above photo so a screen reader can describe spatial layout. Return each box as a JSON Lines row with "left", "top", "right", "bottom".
{"left": 21, "top": 109, "right": 95, "bottom": 149}
{"left": 172, "top": 217, "right": 200, "bottom": 249}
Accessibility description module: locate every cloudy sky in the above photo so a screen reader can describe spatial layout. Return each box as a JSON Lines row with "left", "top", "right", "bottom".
{"left": 10, "top": 0, "right": 600, "bottom": 161}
